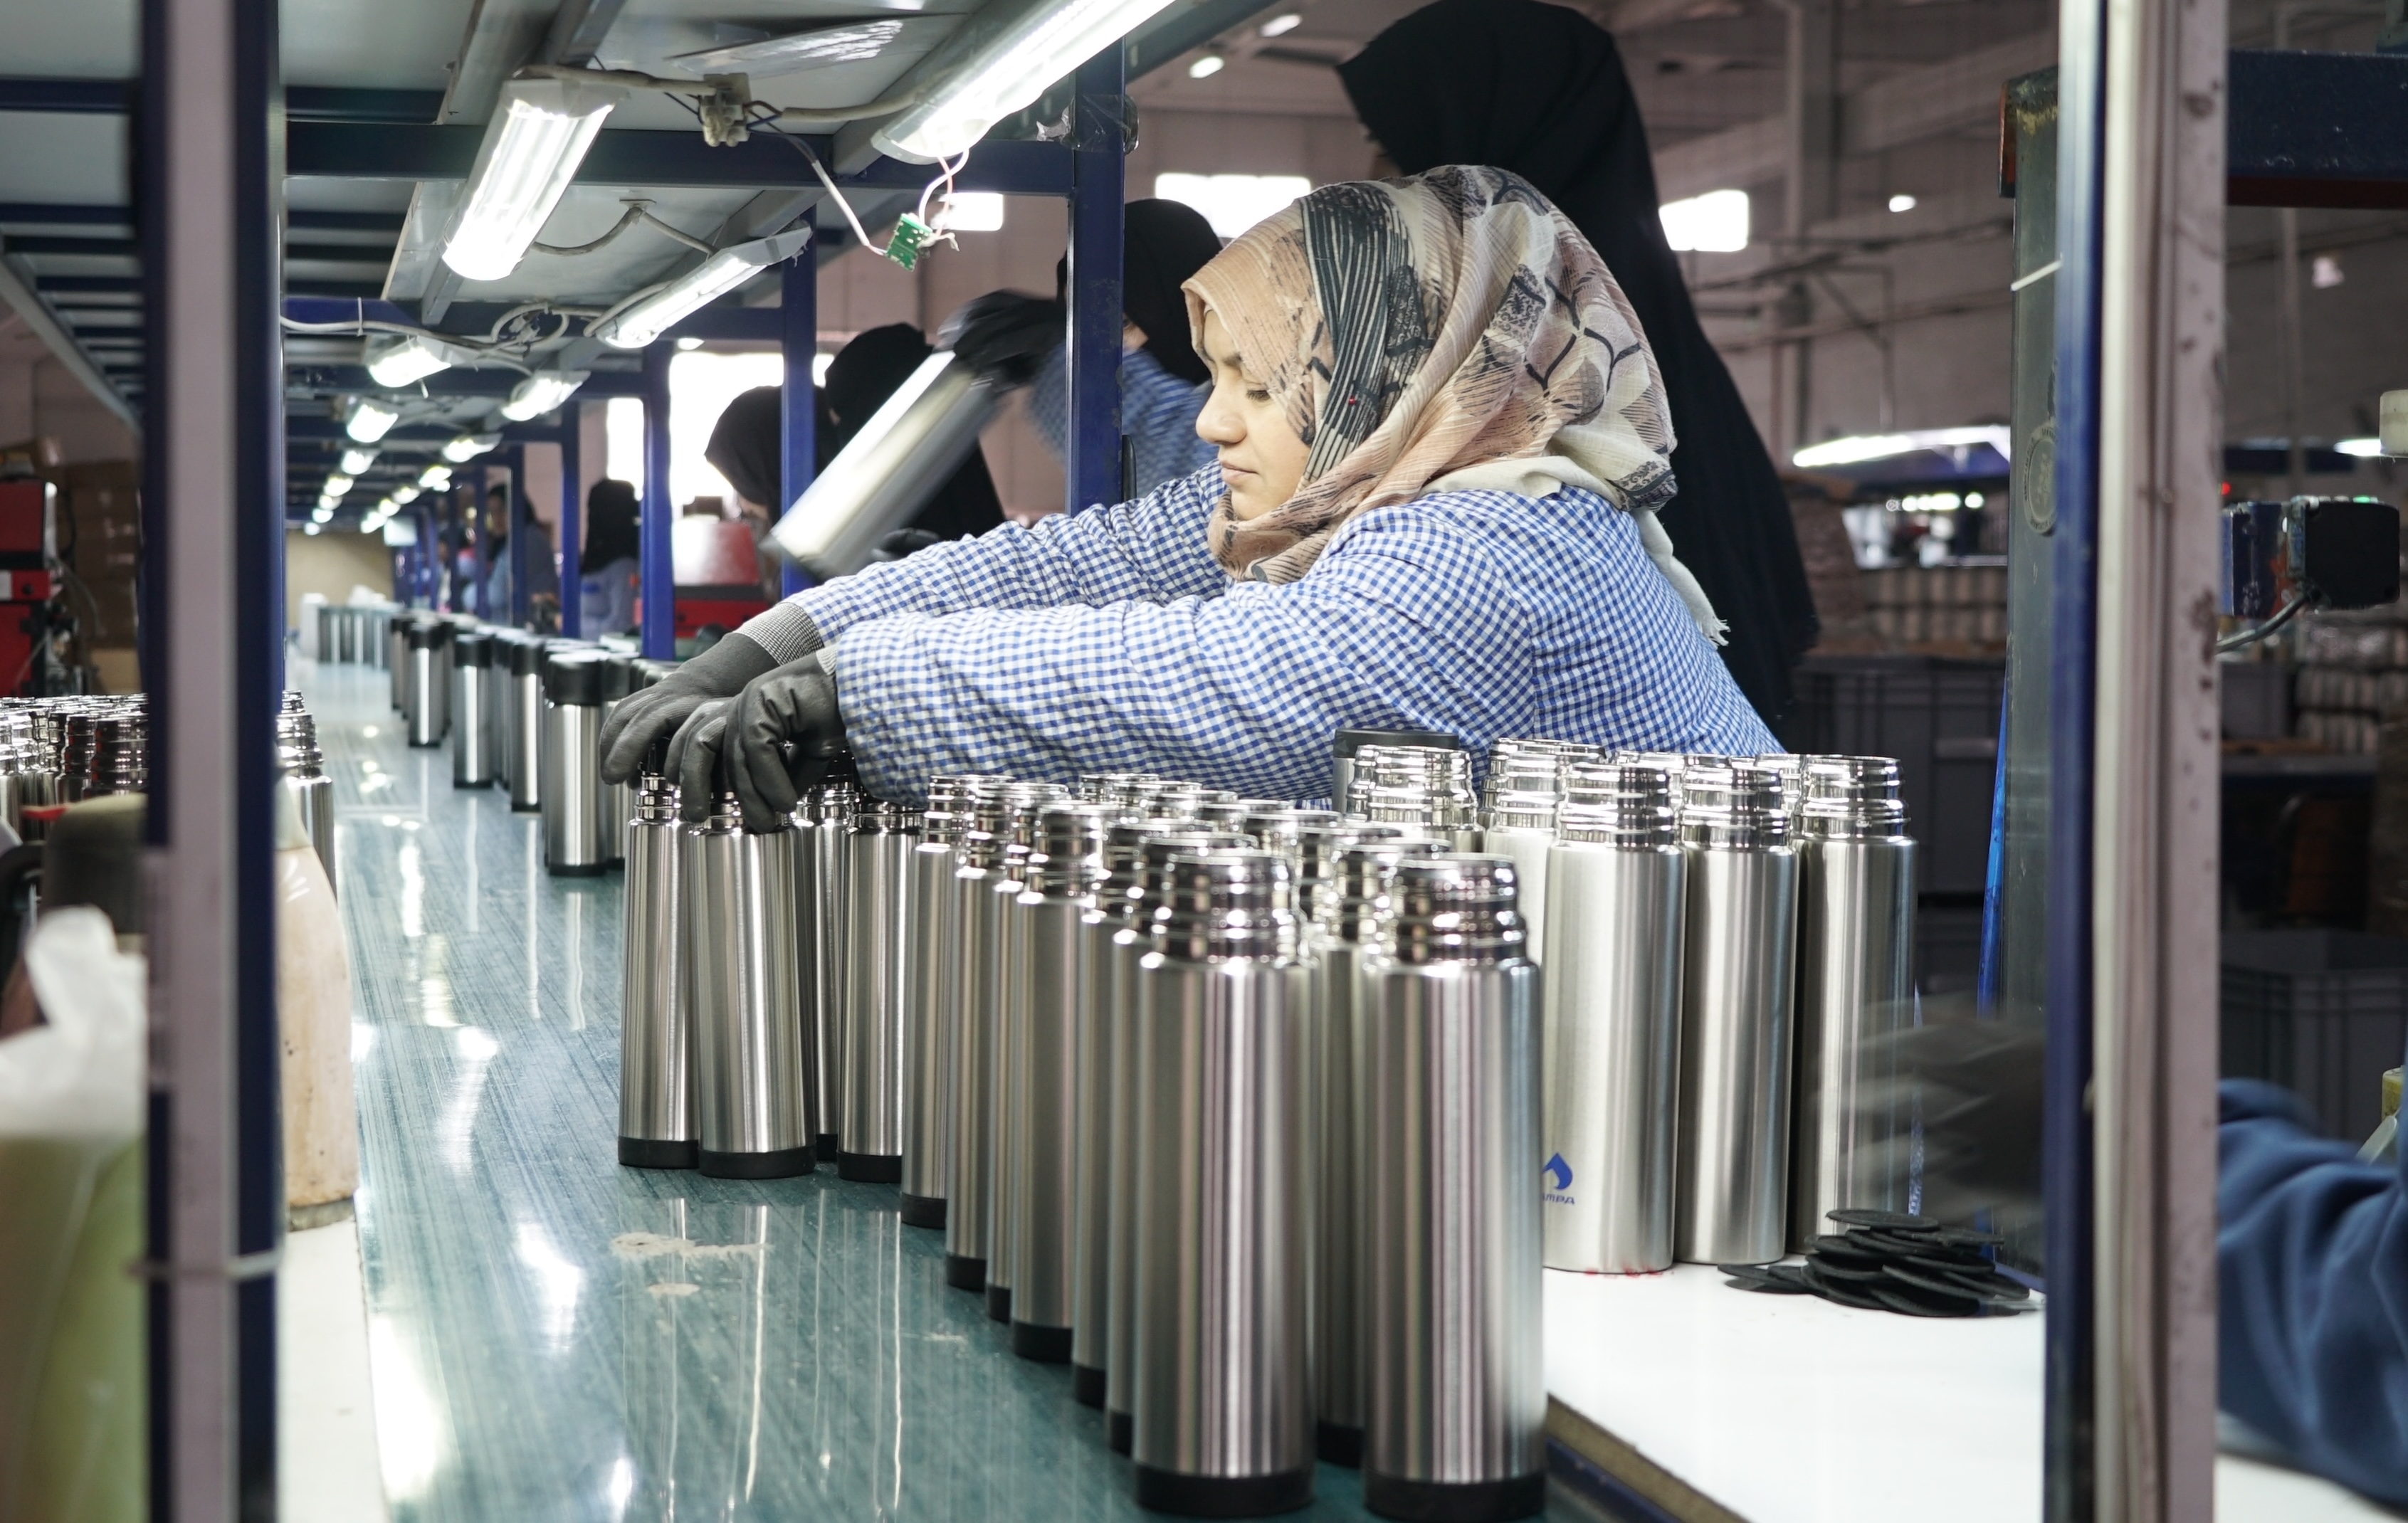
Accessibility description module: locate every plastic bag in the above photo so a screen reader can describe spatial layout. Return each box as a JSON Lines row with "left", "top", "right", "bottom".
{"left": 0, "top": 907, "right": 147, "bottom": 1523}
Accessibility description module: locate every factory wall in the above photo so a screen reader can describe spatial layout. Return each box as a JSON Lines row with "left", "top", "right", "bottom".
{"left": 285, "top": 527, "right": 394, "bottom": 631}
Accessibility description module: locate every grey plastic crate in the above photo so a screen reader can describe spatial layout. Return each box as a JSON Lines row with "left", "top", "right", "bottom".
{"left": 2222, "top": 929, "right": 2408, "bottom": 1142}
{"left": 1777, "top": 655, "right": 2004, "bottom": 895}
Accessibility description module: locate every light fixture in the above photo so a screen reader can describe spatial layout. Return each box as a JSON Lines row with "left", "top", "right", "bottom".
{"left": 304, "top": 522, "right": 322, "bottom": 535}
{"left": 345, "top": 398, "right": 401, "bottom": 443}
{"left": 1260, "top": 12, "right": 1301, "bottom": 36}
{"left": 1792, "top": 426, "right": 2014, "bottom": 469}
{"left": 339, "top": 446, "right": 379, "bottom": 475}
{"left": 588, "top": 226, "right": 812, "bottom": 349}
{"left": 316, "top": 491, "right": 341, "bottom": 512}
{"left": 1888, "top": 194, "right": 1918, "bottom": 214}
{"left": 365, "top": 334, "right": 474, "bottom": 388}
{"left": 2338, "top": 437, "right": 2384, "bottom": 458}
{"left": 935, "top": 191, "right": 1005, "bottom": 233}
{"left": 441, "top": 432, "right": 503, "bottom": 463}
{"left": 311, "top": 506, "right": 334, "bottom": 524}
{"left": 441, "top": 76, "right": 624, "bottom": 283}
{"left": 322, "top": 472, "right": 355, "bottom": 498}
{"left": 670, "top": 18, "right": 919, "bottom": 77}
{"left": 675, "top": 336, "right": 705, "bottom": 352}
{"left": 1188, "top": 54, "right": 1224, "bottom": 79}
{"left": 871, "top": 0, "right": 1182, "bottom": 164}
{"left": 391, "top": 484, "right": 421, "bottom": 505}
{"left": 1658, "top": 189, "right": 1750, "bottom": 253}
{"left": 418, "top": 464, "right": 454, "bottom": 490}
{"left": 499, "top": 369, "right": 589, "bottom": 421}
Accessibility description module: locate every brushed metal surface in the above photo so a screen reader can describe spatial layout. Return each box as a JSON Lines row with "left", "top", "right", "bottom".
{"left": 903, "top": 839, "right": 960, "bottom": 1201}
{"left": 451, "top": 665, "right": 493, "bottom": 786}
{"left": 842, "top": 818, "right": 918, "bottom": 1159}
{"left": 804, "top": 789, "right": 856, "bottom": 1150}
{"left": 619, "top": 789, "right": 688, "bottom": 1147}
{"left": 1541, "top": 842, "right": 1686, "bottom": 1273}
{"left": 945, "top": 860, "right": 1002, "bottom": 1268}
{"left": 542, "top": 702, "right": 602, "bottom": 871}
{"left": 1673, "top": 843, "right": 1799, "bottom": 1265}
{"left": 1007, "top": 892, "right": 1090, "bottom": 1334}
{"left": 685, "top": 813, "right": 813, "bottom": 1158}
{"left": 1789, "top": 831, "right": 1915, "bottom": 1250}
{"left": 406, "top": 646, "right": 448, "bottom": 747}
{"left": 596, "top": 696, "right": 629, "bottom": 865}
{"left": 987, "top": 877, "right": 1031, "bottom": 1291}
{"left": 508, "top": 672, "right": 544, "bottom": 811}
{"left": 1071, "top": 907, "right": 1117, "bottom": 1371}
{"left": 1482, "top": 825, "right": 1556, "bottom": 964}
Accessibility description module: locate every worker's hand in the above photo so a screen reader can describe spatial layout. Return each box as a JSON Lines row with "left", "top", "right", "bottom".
{"left": 942, "top": 290, "right": 1063, "bottom": 386}
{"left": 663, "top": 698, "right": 735, "bottom": 824}
{"left": 1855, "top": 998, "right": 2044, "bottom": 1225}
{"left": 597, "top": 631, "right": 780, "bottom": 786}
{"left": 728, "top": 660, "right": 848, "bottom": 833}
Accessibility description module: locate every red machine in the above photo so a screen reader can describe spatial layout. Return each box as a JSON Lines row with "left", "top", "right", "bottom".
{"left": 669, "top": 516, "right": 769, "bottom": 640}
{"left": 0, "top": 479, "right": 58, "bottom": 695}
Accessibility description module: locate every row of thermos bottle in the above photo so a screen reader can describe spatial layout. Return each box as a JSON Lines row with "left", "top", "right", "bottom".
{"left": 610, "top": 734, "right": 1915, "bottom": 1523}
{"left": 371, "top": 611, "right": 656, "bottom": 880}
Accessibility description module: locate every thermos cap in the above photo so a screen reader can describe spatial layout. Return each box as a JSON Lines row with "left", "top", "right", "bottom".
{"left": 405, "top": 618, "right": 453, "bottom": 650}
{"left": 543, "top": 650, "right": 607, "bottom": 705}
{"left": 597, "top": 654, "right": 638, "bottom": 701}
{"left": 453, "top": 629, "right": 495, "bottom": 668}
{"left": 508, "top": 635, "right": 552, "bottom": 676}
{"left": 1335, "top": 727, "right": 1458, "bottom": 760}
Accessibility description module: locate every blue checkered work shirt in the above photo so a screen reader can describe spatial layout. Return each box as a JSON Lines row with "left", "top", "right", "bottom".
{"left": 737, "top": 466, "right": 1779, "bottom": 802}
{"left": 1025, "top": 341, "right": 1219, "bottom": 500}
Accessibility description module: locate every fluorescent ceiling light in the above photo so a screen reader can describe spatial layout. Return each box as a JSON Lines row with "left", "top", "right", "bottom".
{"left": 322, "top": 472, "right": 355, "bottom": 498}
{"left": 1792, "top": 425, "right": 2014, "bottom": 469}
{"left": 871, "top": 0, "right": 1182, "bottom": 164}
{"left": 311, "top": 507, "right": 334, "bottom": 524}
{"left": 391, "top": 484, "right": 421, "bottom": 505}
{"left": 499, "top": 369, "right": 589, "bottom": 421}
{"left": 671, "top": 19, "right": 923, "bottom": 76}
{"left": 345, "top": 399, "right": 401, "bottom": 443}
{"left": 1888, "top": 194, "right": 1918, "bottom": 214}
{"left": 1260, "top": 12, "right": 1301, "bottom": 36}
{"left": 1188, "top": 54, "right": 1224, "bottom": 78}
{"left": 589, "top": 227, "right": 811, "bottom": 350}
{"left": 937, "top": 191, "right": 1005, "bottom": 233}
{"left": 304, "top": 523, "right": 322, "bottom": 535}
{"left": 441, "top": 432, "right": 503, "bottom": 463}
{"left": 418, "top": 465, "right": 453, "bottom": 490}
{"left": 2337, "top": 437, "right": 2383, "bottom": 457}
{"left": 441, "top": 77, "right": 623, "bottom": 283}
{"left": 1155, "top": 172, "right": 1310, "bottom": 238}
{"left": 365, "top": 334, "right": 473, "bottom": 388}
{"left": 316, "top": 491, "right": 341, "bottom": 512}
{"left": 339, "top": 447, "right": 379, "bottom": 475}
{"left": 1660, "top": 189, "right": 1749, "bottom": 253}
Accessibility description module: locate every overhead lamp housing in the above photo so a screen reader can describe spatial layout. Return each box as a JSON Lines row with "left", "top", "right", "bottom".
{"left": 390, "top": 484, "right": 421, "bottom": 505}
{"left": 499, "top": 369, "right": 590, "bottom": 421}
{"left": 339, "top": 447, "right": 379, "bottom": 475}
{"left": 418, "top": 465, "right": 454, "bottom": 490}
{"left": 310, "top": 507, "right": 334, "bottom": 525}
{"left": 322, "top": 472, "right": 355, "bottom": 498}
{"left": 589, "top": 227, "right": 811, "bottom": 350}
{"left": 345, "top": 399, "right": 401, "bottom": 443}
{"left": 870, "top": 0, "right": 1181, "bottom": 164}
{"left": 364, "top": 333, "right": 477, "bottom": 389}
{"left": 441, "top": 432, "right": 504, "bottom": 463}
{"left": 441, "top": 76, "right": 624, "bottom": 283}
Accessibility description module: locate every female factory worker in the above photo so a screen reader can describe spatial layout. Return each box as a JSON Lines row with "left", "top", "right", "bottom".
{"left": 598, "top": 167, "right": 1777, "bottom": 828}
{"left": 1338, "top": 0, "right": 1820, "bottom": 727}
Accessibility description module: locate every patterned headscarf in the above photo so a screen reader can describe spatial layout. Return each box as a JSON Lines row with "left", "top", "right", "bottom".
{"left": 1182, "top": 165, "right": 1723, "bottom": 640}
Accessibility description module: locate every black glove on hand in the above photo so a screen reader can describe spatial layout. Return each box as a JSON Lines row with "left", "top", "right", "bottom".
{"left": 663, "top": 698, "right": 735, "bottom": 825}
{"left": 729, "top": 660, "right": 848, "bottom": 833}
{"left": 942, "top": 290, "right": 1064, "bottom": 386}
{"left": 596, "top": 631, "right": 781, "bottom": 786}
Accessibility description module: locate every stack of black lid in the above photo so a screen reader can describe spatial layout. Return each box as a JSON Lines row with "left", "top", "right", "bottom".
{"left": 1720, "top": 1211, "right": 2036, "bottom": 1317}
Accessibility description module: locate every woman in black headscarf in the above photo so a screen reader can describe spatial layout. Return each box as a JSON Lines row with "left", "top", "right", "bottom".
{"left": 1339, "top": 0, "right": 1818, "bottom": 724}
{"left": 579, "top": 478, "right": 642, "bottom": 635}
{"left": 704, "top": 327, "right": 1006, "bottom": 553}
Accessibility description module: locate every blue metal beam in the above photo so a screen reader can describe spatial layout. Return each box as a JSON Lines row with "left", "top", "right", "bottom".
{"left": 641, "top": 344, "right": 673, "bottom": 658}
{"left": 664, "top": 305, "right": 786, "bottom": 341}
{"left": 779, "top": 229, "right": 815, "bottom": 598}
{"left": 1063, "top": 49, "right": 1126, "bottom": 517}
{"left": 560, "top": 404, "right": 584, "bottom": 638}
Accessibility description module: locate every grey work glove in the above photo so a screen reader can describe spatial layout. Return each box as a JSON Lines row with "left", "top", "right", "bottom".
{"left": 597, "top": 631, "right": 780, "bottom": 786}
{"left": 663, "top": 698, "right": 735, "bottom": 824}
{"left": 942, "top": 290, "right": 1063, "bottom": 386}
{"left": 728, "top": 659, "right": 849, "bottom": 833}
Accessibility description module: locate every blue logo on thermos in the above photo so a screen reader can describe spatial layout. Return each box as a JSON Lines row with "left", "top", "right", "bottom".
{"left": 1542, "top": 1153, "right": 1574, "bottom": 1201}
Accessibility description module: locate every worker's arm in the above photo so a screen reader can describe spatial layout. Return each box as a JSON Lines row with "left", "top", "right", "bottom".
{"left": 2217, "top": 1077, "right": 2408, "bottom": 1505}
{"left": 829, "top": 489, "right": 1775, "bottom": 801}
{"left": 733, "top": 465, "right": 1229, "bottom": 662}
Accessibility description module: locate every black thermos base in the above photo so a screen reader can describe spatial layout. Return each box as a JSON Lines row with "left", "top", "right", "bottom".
{"left": 511, "top": 801, "right": 540, "bottom": 814}
{"left": 617, "top": 1137, "right": 697, "bottom": 1171}
{"left": 545, "top": 860, "right": 609, "bottom": 878}
{"left": 1316, "top": 1421, "right": 1364, "bottom": 1468}
{"left": 697, "top": 1145, "right": 815, "bottom": 1180}
{"left": 1109, "top": 1410, "right": 1132, "bottom": 1455}
{"left": 1072, "top": 1363, "right": 1106, "bottom": 1408}
{"left": 1010, "top": 1321, "right": 1072, "bottom": 1363}
{"left": 814, "top": 1131, "right": 841, "bottom": 1162}
{"left": 900, "top": 1193, "right": 947, "bottom": 1230}
{"left": 945, "top": 1254, "right": 987, "bottom": 1292}
{"left": 985, "top": 1284, "right": 1011, "bottom": 1322}
{"left": 1133, "top": 1464, "right": 1314, "bottom": 1518}
{"left": 1362, "top": 1471, "right": 1545, "bottom": 1523}
{"left": 836, "top": 1151, "right": 903, "bottom": 1184}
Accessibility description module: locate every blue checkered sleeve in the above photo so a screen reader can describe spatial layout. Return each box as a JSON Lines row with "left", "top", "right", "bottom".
{"left": 831, "top": 486, "right": 1779, "bottom": 802}
{"left": 1026, "top": 342, "right": 1217, "bottom": 500}
{"left": 734, "top": 466, "right": 1230, "bottom": 661}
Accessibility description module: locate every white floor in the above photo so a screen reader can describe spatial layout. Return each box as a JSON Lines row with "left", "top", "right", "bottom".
{"left": 278, "top": 1216, "right": 390, "bottom": 1522}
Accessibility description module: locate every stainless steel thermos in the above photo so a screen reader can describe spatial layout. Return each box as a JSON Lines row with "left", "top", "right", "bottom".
{"left": 1363, "top": 855, "right": 1545, "bottom": 1522}
{"left": 619, "top": 739, "right": 693, "bottom": 1169}
{"left": 595, "top": 654, "right": 636, "bottom": 868}
{"left": 542, "top": 650, "right": 608, "bottom": 876}
{"left": 404, "top": 617, "right": 451, "bottom": 747}
{"left": 803, "top": 769, "right": 861, "bottom": 1162}
{"left": 684, "top": 770, "right": 815, "bottom": 1178}
{"left": 902, "top": 776, "right": 979, "bottom": 1228}
{"left": 275, "top": 693, "right": 336, "bottom": 895}
{"left": 506, "top": 633, "right": 548, "bottom": 813}
{"left": 1132, "top": 850, "right": 1315, "bottom": 1517}
{"left": 1330, "top": 727, "right": 1457, "bottom": 813}
{"left": 944, "top": 783, "right": 1016, "bottom": 1291}
{"left": 982, "top": 784, "right": 1061, "bottom": 1324}
{"left": 1007, "top": 801, "right": 1107, "bottom": 1363}
{"left": 450, "top": 629, "right": 496, "bottom": 788}
{"left": 1788, "top": 757, "right": 1915, "bottom": 1250}
{"left": 839, "top": 796, "right": 922, "bottom": 1181}
{"left": 1542, "top": 763, "right": 1686, "bottom": 1275}
{"left": 1673, "top": 762, "right": 1799, "bottom": 1267}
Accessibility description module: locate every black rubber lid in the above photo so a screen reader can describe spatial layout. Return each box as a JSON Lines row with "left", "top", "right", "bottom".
{"left": 453, "top": 629, "right": 495, "bottom": 668}
{"left": 545, "top": 650, "right": 606, "bottom": 705}
{"left": 508, "top": 635, "right": 550, "bottom": 677}
{"left": 406, "top": 619, "right": 453, "bottom": 650}
{"left": 1334, "top": 726, "right": 1457, "bottom": 760}
{"left": 598, "top": 653, "right": 637, "bottom": 701}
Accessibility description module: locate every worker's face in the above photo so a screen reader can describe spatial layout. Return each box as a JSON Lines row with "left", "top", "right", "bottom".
{"left": 1195, "top": 307, "right": 1309, "bottom": 521}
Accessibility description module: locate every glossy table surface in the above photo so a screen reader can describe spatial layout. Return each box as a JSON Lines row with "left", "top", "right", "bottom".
{"left": 308, "top": 661, "right": 1407, "bottom": 1522}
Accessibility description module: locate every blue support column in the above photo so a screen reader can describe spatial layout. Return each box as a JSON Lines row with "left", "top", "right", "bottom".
{"left": 559, "top": 416, "right": 583, "bottom": 638}
{"left": 2044, "top": 4, "right": 2105, "bottom": 1517}
{"left": 140, "top": 0, "right": 283, "bottom": 1504}
{"left": 641, "top": 343, "right": 674, "bottom": 658}
{"left": 507, "top": 446, "right": 529, "bottom": 627}
{"left": 1063, "top": 47, "right": 1126, "bottom": 517}
{"left": 779, "top": 233, "right": 816, "bottom": 598}
{"left": 470, "top": 462, "right": 489, "bottom": 618}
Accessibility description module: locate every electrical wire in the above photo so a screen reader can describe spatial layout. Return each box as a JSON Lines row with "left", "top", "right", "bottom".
{"left": 762, "top": 122, "right": 879, "bottom": 253}
{"left": 2216, "top": 592, "right": 2308, "bottom": 653}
